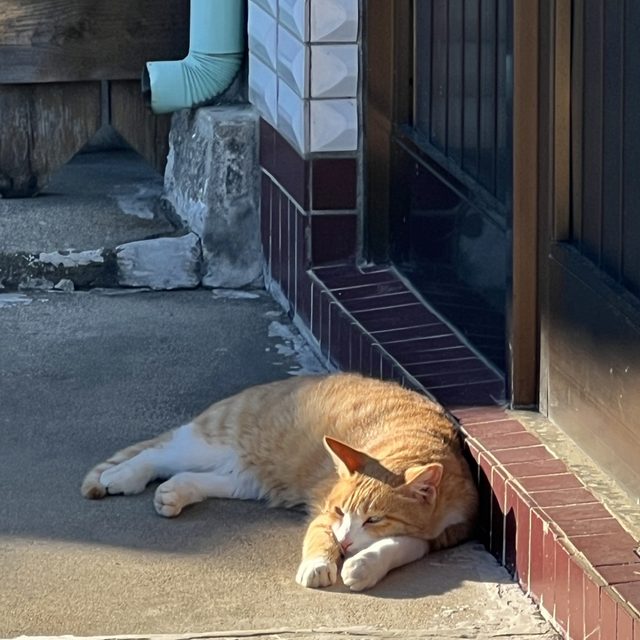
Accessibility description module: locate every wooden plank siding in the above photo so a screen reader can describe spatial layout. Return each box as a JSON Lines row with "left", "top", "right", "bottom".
{"left": 0, "top": 0, "right": 189, "bottom": 195}
{"left": 0, "top": 0, "right": 189, "bottom": 84}
{"left": 547, "top": 244, "right": 640, "bottom": 498}
{"left": 571, "top": 0, "right": 640, "bottom": 298}
{"left": 110, "top": 81, "right": 173, "bottom": 174}
{"left": 0, "top": 82, "right": 101, "bottom": 196}
{"left": 578, "top": 0, "right": 604, "bottom": 265}
{"left": 601, "top": 0, "right": 624, "bottom": 280}
{"left": 540, "top": 0, "right": 640, "bottom": 500}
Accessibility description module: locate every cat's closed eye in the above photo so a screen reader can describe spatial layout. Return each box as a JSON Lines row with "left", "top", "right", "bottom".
{"left": 334, "top": 506, "right": 344, "bottom": 516}
{"left": 363, "top": 515, "right": 384, "bottom": 525}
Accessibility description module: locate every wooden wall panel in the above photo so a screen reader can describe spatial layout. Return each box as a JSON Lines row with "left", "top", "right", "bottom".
{"left": 600, "top": 0, "right": 624, "bottom": 281}
{"left": 571, "top": 0, "right": 640, "bottom": 297}
{"left": 0, "top": 82, "right": 101, "bottom": 197}
{"left": 0, "top": 0, "right": 189, "bottom": 84}
{"left": 548, "top": 246, "right": 640, "bottom": 500}
{"left": 579, "top": 1, "right": 604, "bottom": 264}
{"left": 109, "top": 81, "right": 172, "bottom": 175}
{"left": 541, "top": 0, "right": 640, "bottom": 498}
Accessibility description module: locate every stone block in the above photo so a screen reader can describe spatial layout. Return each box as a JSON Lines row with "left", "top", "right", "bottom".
{"left": 164, "top": 106, "right": 263, "bottom": 289}
{"left": 116, "top": 233, "right": 201, "bottom": 290}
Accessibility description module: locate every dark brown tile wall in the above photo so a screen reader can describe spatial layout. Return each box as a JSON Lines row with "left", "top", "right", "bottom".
{"left": 311, "top": 214, "right": 357, "bottom": 265}
{"left": 259, "top": 117, "right": 640, "bottom": 638}
{"left": 260, "top": 124, "right": 358, "bottom": 214}
{"left": 260, "top": 121, "right": 358, "bottom": 269}
{"left": 311, "top": 158, "right": 357, "bottom": 210}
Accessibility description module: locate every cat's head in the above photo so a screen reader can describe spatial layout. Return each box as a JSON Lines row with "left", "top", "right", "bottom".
{"left": 322, "top": 436, "right": 444, "bottom": 556}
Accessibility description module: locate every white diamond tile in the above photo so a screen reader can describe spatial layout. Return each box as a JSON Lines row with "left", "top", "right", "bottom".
{"left": 252, "top": 0, "right": 277, "bottom": 17}
{"left": 248, "top": 1, "right": 278, "bottom": 70}
{"left": 279, "top": 0, "right": 309, "bottom": 42}
{"left": 310, "top": 44, "right": 357, "bottom": 98}
{"left": 310, "top": 0, "right": 358, "bottom": 43}
{"left": 310, "top": 98, "right": 358, "bottom": 152}
{"left": 277, "top": 79, "right": 309, "bottom": 154}
{"left": 249, "top": 54, "right": 278, "bottom": 127}
{"left": 277, "top": 26, "right": 309, "bottom": 98}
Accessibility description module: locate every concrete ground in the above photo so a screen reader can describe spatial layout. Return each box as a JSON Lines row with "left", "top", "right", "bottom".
{"left": 0, "top": 150, "right": 172, "bottom": 255}
{"left": 0, "top": 289, "right": 557, "bottom": 639}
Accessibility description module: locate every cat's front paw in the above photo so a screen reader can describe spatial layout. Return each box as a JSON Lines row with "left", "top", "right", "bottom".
{"left": 341, "top": 551, "right": 387, "bottom": 591}
{"left": 295, "top": 557, "right": 338, "bottom": 588}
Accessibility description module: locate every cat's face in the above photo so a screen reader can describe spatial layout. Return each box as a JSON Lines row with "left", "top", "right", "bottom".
{"left": 326, "top": 475, "right": 441, "bottom": 556}
{"left": 323, "top": 436, "right": 445, "bottom": 557}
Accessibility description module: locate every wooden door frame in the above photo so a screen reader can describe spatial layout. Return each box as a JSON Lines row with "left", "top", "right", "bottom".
{"left": 363, "top": 0, "right": 540, "bottom": 408}
{"left": 510, "top": 0, "right": 540, "bottom": 407}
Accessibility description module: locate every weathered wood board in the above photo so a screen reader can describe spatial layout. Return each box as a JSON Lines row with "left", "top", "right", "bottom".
{"left": 0, "top": 0, "right": 189, "bottom": 84}
{"left": 0, "top": 82, "right": 101, "bottom": 197}
{"left": 0, "top": 0, "right": 189, "bottom": 196}
{"left": 110, "top": 80, "right": 172, "bottom": 174}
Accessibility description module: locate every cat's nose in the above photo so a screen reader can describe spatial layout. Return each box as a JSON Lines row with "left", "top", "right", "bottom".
{"left": 340, "top": 540, "right": 353, "bottom": 554}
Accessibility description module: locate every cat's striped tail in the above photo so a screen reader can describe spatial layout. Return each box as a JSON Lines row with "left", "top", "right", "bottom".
{"left": 80, "top": 434, "right": 167, "bottom": 499}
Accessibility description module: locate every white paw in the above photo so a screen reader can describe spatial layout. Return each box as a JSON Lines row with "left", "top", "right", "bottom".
{"left": 153, "top": 481, "right": 186, "bottom": 518}
{"left": 295, "top": 557, "right": 338, "bottom": 588}
{"left": 341, "top": 551, "right": 386, "bottom": 591}
{"left": 100, "top": 463, "right": 149, "bottom": 496}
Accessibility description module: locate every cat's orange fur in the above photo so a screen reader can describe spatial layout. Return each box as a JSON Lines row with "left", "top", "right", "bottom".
{"left": 81, "top": 373, "right": 478, "bottom": 590}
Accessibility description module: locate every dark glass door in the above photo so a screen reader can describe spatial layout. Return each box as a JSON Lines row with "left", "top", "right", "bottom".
{"left": 389, "top": 0, "right": 513, "bottom": 372}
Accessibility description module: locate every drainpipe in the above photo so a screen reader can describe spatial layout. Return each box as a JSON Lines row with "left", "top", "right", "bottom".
{"left": 143, "top": 0, "right": 245, "bottom": 114}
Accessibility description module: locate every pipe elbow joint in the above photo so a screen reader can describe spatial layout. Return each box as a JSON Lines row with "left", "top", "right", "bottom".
{"left": 144, "top": 51, "right": 243, "bottom": 114}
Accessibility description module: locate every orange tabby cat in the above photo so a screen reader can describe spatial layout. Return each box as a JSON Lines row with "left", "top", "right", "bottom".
{"left": 81, "top": 373, "right": 478, "bottom": 591}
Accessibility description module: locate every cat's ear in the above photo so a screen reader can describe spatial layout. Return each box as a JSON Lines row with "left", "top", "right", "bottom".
{"left": 398, "top": 463, "right": 444, "bottom": 504}
{"left": 323, "top": 436, "right": 367, "bottom": 476}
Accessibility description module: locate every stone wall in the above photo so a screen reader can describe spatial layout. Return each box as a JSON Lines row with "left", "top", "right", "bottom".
{"left": 162, "top": 105, "right": 263, "bottom": 289}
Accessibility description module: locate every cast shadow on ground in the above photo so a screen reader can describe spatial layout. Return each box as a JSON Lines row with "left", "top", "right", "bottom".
{"left": 3, "top": 468, "right": 511, "bottom": 601}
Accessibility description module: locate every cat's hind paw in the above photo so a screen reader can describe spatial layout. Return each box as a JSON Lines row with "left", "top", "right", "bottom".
{"left": 100, "top": 462, "right": 150, "bottom": 496}
{"left": 295, "top": 557, "right": 338, "bottom": 588}
{"left": 154, "top": 482, "right": 186, "bottom": 518}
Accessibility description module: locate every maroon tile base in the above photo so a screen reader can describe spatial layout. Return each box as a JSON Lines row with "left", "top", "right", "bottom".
{"left": 460, "top": 416, "right": 640, "bottom": 639}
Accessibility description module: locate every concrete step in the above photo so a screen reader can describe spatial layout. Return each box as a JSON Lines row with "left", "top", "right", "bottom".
{"left": 0, "top": 149, "right": 198, "bottom": 291}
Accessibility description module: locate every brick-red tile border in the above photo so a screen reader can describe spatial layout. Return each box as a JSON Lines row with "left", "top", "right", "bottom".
{"left": 460, "top": 408, "right": 640, "bottom": 639}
